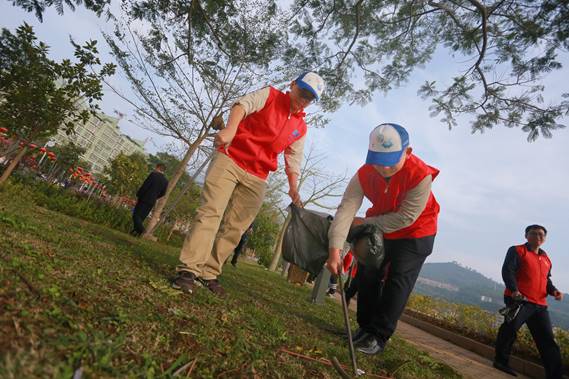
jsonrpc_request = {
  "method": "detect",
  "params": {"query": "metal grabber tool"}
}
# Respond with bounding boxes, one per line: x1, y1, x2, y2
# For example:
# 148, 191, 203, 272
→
331, 273, 365, 378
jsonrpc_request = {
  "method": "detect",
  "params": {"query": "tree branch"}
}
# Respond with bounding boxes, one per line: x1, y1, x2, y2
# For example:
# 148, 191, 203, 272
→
336, 0, 364, 71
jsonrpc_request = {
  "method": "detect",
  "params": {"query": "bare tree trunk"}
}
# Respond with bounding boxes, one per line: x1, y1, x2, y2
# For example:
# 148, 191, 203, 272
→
269, 211, 292, 271
167, 222, 176, 241
143, 137, 205, 238
0, 140, 22, 160
0, 146, 28, 187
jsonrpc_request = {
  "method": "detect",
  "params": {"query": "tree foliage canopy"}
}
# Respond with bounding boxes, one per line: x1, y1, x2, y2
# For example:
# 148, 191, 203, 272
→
50, 141, 89, 170
285, 0, 569, 140
103, 152, 148, 197
126, 0, 284, 68
9, 0, 111, 22
0, 23, 115, 144
9, 0, 568, 140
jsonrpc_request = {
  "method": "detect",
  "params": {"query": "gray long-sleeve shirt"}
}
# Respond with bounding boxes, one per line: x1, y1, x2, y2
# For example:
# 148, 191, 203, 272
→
328, 173, 432, 249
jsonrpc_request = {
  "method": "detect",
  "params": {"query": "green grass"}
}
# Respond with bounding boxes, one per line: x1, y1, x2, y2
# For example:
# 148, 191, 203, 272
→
0, 182, 461, 378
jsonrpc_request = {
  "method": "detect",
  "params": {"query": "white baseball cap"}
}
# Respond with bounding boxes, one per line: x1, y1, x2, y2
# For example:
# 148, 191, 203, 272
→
295, 71, 325, 101
366, 123, 410, 166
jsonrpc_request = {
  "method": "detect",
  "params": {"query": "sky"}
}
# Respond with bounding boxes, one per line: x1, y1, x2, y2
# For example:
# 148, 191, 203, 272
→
2, 3, 568, 290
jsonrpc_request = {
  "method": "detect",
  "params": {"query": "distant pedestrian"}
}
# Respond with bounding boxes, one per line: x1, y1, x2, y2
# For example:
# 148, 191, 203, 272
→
131, 163, 168, 237
230, 222, 255, 267
493, 224, 563, 378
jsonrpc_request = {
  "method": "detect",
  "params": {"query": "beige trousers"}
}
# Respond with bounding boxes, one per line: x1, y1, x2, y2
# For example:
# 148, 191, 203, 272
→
177, 153, 266, 280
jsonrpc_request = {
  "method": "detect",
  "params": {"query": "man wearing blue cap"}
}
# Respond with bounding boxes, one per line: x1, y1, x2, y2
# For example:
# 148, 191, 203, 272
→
172, 72, 325, 296
326, 123, 440, 354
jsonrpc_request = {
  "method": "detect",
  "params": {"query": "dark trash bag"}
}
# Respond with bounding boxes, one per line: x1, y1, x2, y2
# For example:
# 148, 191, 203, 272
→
347, 223, 385, 270
282, 204, 333, 277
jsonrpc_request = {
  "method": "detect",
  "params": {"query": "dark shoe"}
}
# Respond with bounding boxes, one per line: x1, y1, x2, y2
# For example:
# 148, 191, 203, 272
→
171, 271, 197, 293
355, 333, 385, 355
231, 261, 237, 268
198, 278, 226, 296
326, 288, 336, 297
350, 328, 367, 344
493, 361, 517, 376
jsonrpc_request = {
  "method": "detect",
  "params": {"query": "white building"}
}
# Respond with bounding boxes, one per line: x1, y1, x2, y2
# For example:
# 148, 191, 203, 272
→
52, 112, 145, 173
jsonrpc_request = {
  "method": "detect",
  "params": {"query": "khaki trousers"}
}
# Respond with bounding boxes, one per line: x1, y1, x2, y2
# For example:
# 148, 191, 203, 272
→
177, 153, 266, 280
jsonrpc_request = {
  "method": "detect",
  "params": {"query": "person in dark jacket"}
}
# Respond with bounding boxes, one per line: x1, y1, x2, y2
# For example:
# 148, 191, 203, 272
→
493, 224, 564, 378
131, 163, 169, 236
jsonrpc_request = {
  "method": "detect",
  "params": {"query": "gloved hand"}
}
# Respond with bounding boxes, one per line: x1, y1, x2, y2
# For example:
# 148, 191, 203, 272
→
347, 224, 384, 269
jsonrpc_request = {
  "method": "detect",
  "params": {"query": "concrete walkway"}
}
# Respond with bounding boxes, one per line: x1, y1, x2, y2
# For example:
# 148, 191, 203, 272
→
394, 320, 529, 379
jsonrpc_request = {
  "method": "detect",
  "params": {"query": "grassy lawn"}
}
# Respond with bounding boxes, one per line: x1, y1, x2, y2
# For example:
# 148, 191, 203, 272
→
0, 183, 461, 378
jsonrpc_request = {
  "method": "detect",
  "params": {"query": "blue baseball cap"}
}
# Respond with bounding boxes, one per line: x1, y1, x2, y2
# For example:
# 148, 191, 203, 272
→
366, 123, 410, 166
295, 71, 325, 101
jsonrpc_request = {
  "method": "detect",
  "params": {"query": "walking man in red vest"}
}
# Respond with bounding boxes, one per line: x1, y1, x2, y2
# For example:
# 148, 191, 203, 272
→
172, 72, 325, 296
493, 225, 563, 378
326, 123, 440, 354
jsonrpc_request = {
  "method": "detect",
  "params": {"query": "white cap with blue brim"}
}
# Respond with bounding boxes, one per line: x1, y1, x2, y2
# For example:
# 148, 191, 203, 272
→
295, 71, 325, 101
366, 123, 410, 167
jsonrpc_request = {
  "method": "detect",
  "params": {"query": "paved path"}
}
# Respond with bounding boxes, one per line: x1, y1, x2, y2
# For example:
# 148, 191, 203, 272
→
394, 320, 529, 379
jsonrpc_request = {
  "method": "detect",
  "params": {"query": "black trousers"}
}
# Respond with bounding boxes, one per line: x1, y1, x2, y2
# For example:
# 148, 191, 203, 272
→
230, 234, 250, 265
357, 235, 435, 342
495, 298, 563, 379
132, 201, 154, 236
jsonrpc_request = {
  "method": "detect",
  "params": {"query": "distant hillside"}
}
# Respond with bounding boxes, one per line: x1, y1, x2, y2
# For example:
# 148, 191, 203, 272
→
413, 262, 569, 329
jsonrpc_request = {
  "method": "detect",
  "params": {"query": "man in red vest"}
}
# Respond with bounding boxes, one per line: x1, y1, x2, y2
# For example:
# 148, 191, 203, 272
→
493, 225, 563, 378
172, 72, 325, 296
326, 123, 440, 354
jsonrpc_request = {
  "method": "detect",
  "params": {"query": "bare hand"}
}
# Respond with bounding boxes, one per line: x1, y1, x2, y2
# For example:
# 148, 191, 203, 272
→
512, 290, 523, 300
325, 249, 342, 276
214, 128, 236, 149
554, 291, 564, 301
288, 187, 302, 207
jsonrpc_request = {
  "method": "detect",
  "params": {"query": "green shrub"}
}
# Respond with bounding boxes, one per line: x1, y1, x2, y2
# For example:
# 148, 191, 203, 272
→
5, 178, 132, 233
407, 294, 569, 368
30, 183, 132, 233
4, 177, 190, 249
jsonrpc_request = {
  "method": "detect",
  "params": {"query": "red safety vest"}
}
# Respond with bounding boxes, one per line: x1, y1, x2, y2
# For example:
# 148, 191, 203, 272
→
221, 87, 307, 180
504, 244, 552, 306
357, 154, 440, 240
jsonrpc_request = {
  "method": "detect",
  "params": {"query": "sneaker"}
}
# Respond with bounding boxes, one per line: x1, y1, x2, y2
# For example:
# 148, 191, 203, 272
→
493, 361, 517, 376
355, 333, 385, 355
350, 328, 367, 344
198, 278, 226, 296
326, 288, 336, 297
171, 271, 197, 293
